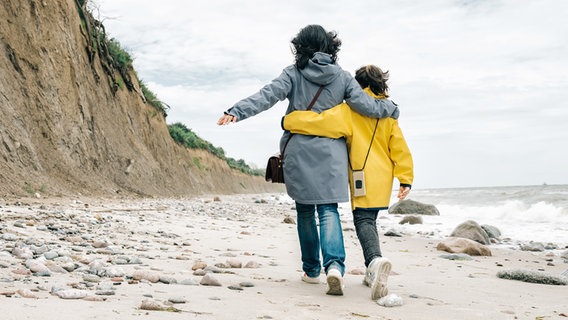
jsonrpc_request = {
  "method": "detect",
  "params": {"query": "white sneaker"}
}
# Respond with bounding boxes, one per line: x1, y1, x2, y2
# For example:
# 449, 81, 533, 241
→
363, 259, 376, 287
301, 273, 320, 284
368, 257, 392, 300
326, 268, 344, 296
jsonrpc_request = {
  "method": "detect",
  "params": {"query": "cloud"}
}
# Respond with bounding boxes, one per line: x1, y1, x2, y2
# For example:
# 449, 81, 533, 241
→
97, 0, 568, 188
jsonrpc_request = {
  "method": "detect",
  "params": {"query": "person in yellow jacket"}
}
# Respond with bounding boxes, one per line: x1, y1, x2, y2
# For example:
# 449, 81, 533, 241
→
283, 64, 414, 301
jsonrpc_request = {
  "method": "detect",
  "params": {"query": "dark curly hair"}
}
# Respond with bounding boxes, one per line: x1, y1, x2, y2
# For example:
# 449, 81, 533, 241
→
291, 25, 342, 69
355, 65, 389, 97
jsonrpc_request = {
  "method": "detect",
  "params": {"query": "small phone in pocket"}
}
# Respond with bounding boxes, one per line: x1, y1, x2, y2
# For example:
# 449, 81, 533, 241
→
352, 170, 366, 197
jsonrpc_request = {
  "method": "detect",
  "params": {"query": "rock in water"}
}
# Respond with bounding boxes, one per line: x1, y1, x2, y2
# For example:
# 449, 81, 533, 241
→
388, 199, 439, 215
450, 220, 491, 245
481, 224, 501, 239
399, 215, 423, 225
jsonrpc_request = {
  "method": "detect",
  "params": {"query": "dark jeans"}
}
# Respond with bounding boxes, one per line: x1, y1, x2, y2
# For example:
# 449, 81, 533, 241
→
353, 208, 382, 267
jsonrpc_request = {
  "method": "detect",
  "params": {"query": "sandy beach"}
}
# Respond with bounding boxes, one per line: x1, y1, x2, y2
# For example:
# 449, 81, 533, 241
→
1, 193, 566, 320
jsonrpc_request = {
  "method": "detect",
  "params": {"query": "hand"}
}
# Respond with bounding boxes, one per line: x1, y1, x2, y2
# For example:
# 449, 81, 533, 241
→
397, 186, 410, 201
217, 113, 236, 125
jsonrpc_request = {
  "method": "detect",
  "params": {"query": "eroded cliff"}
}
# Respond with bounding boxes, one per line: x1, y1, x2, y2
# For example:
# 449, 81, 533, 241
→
0, 0, 281, 198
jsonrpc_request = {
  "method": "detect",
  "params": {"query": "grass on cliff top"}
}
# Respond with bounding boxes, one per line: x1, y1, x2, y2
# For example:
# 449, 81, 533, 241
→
108, 40, 258, 176
80, 1, 260, 177
168, 122, 263, 176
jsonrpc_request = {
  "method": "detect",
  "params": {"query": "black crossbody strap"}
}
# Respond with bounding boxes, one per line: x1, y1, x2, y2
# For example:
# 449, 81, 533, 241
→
349, 118, 379, 171
281, 86, 324, 156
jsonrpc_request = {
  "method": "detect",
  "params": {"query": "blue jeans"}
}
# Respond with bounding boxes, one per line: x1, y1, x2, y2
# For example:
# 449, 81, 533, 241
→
352, 208, 382, 267
295, 202, 345, 277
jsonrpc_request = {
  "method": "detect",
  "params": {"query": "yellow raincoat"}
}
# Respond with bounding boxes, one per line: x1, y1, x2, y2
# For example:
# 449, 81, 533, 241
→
283, 88, 413, 210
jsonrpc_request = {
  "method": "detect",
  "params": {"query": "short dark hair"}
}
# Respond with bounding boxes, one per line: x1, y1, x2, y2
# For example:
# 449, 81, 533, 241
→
291, 25, 342, 69
355, 65, 389, 97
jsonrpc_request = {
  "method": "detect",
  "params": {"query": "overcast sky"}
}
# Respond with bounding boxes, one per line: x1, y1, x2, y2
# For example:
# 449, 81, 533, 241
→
96, 0, 568, 189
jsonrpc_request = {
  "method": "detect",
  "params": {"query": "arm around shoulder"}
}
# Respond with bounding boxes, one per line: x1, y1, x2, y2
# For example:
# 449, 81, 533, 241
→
344, 76, 400, 119
283, 104, 352, 139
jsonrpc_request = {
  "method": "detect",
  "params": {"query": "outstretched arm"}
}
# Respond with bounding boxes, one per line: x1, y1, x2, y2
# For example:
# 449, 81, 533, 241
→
217, 70, 291, 125
217, 113, 236, 125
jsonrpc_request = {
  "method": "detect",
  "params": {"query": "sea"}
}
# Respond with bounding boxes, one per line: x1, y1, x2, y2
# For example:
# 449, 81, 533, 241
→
279, 184, 568, 248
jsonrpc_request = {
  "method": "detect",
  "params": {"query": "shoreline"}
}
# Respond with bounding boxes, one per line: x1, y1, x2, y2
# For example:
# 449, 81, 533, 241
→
1, 193, 566, 319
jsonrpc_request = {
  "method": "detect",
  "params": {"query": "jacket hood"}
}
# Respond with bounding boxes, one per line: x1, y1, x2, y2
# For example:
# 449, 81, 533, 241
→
363, 87, 387, 99
299, 52, 342, 85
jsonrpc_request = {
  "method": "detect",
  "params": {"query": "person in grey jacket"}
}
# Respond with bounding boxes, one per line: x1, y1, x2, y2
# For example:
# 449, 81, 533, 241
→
217, 24, 399, 296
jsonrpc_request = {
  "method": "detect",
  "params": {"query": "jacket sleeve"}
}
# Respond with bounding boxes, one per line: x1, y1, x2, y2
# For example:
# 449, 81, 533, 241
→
344, 74, 400, 119
225, 70, 291, 121
282, 104, 353, 139
389, 120, 414, 186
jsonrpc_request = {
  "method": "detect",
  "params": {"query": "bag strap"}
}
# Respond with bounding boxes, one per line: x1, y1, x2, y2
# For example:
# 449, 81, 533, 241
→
349, 118, 379, 171
281, 86, 324, 156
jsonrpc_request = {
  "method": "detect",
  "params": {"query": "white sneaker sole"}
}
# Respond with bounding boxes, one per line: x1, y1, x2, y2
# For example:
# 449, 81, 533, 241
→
326, 270, 344, 296
370, 258, 391, 300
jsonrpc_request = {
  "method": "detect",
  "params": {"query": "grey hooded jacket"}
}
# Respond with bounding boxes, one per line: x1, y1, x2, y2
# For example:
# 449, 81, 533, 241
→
226, 52, 399, 204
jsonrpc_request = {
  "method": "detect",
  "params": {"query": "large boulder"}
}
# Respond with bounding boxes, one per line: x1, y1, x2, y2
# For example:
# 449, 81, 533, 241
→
436, 237, 492, 256
388, 199, 440, 215
450, 220, 491, 245
480, 224, 501, 240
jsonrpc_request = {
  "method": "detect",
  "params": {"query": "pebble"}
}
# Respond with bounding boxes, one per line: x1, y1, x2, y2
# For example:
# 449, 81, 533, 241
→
384, 229, 403, 237
226, 259, 242, 268
12, 268, 32, 276
140, 299, 166, 311
43, 251, 59, 260
83, 274, 101, 282
228, 285, 243, 291
14, 222, 26, 228
168, 296, 187, 304
192, 261, 207, 270
193, 269, 207, 276
54, 289, 89, 299
159, 276, 177, 284
1, 290, 16, 297
2, 234, 17, 241
46, 261, 68, 273
377, 294, 404, 307
95, 290, 115, 296
104, 267, 126, 277
204, 265, 222, 273
17, 288, 38, 298
132, 270, 160, 283
283, 216, 296, 224
83, 296, 107, 302
200, 274, 222, 286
